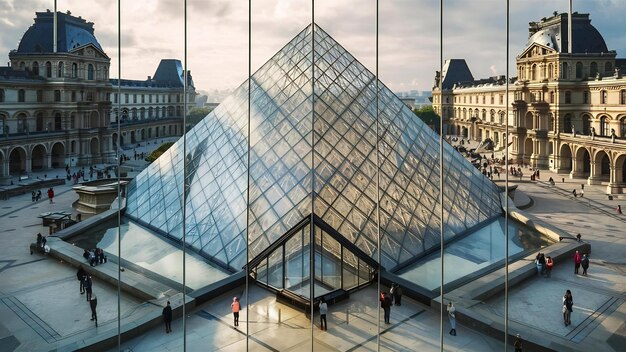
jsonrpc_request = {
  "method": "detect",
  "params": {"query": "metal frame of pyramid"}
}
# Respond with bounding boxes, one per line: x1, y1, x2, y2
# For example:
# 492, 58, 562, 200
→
125, 24, 502, 273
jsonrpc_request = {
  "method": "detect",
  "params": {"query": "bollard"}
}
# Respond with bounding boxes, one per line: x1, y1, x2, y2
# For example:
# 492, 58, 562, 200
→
346, 309, 349, 325
278, 308, 281, 324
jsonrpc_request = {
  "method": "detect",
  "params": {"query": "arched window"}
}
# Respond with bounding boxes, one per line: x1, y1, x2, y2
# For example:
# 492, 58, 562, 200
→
499, 111, 505, 124
620, 117, 626, 137
563, 114, 572, 132
490, 110, 495, 122
576, 62, 583, 78
482, 109, 487, 121
18, 89, 25, 102
590, 62, 598, 77
583, 91, 589, 104
600, 116, 610, 136
565, 91, 572, 104
57, 62, 64, 77
561, 62, 568, 79
45, 61, 52, 78
621, 90, 626, 105
531, 64, 537, 80
605, 62, 613, 75
32, 61, 39, 75
0, 89, 4, 102
72, 63, 77, 78
601, 90, 608, 104
547, 63, 553, 79
550, 91, 555, 103
87, 64, 94, 80
54, 90, 61, 102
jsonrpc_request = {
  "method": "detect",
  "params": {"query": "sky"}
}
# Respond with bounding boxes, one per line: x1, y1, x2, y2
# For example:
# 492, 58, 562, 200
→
1, 0, 626, 94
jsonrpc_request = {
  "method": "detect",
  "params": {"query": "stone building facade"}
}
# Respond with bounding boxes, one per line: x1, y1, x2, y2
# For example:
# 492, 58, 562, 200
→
433, 12, 626, 194
0, 10, 194, 182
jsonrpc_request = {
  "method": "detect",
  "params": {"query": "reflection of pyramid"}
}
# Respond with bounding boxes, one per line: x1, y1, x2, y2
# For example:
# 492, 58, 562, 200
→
125, 24, 502, 273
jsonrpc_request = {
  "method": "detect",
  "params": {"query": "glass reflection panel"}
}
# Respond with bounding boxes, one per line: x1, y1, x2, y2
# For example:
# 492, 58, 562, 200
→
268, 248, 283, 289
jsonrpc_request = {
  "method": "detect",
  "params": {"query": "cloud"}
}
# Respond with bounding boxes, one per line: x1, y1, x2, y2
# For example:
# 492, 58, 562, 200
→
3, 0, 626, 93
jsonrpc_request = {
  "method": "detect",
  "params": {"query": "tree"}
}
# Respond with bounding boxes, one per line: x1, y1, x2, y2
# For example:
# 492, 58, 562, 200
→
186, 107, 213, 127
412, 106, 440, 133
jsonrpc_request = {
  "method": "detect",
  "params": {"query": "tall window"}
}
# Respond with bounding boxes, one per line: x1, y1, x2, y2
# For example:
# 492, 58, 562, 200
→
562, 62, 568, 79
621, 90, 626, 104
37, 90, 43, 102
601, 90, 608, 104
549, 91, 555, 103
45, 61, 52, 78
88, 64, 94, 80
565, 91, 571, 104
72, 63, 78, 78
18, 89, 25, 102
125, 94, 129, 103
54, 90, 61, 102
600, 116, 610, 136
621, 117, 626, 137
605, 62, 613, 75
576, 62, 583, 78
547, 63, 553, 79
58, 62, 64, 77
590, 62, 598, 77
583, 91, 589, 104
114, 93, 118, 103
531, 64, 537, 80
563, 114, 572, 132
0, 89, 4, 102
32, 61, 39, 75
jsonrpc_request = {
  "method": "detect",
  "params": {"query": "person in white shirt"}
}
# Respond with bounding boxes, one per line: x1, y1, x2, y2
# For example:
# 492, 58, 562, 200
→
319, 298, 328, 330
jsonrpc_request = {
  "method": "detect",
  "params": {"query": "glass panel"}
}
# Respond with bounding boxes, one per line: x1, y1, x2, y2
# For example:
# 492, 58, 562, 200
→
342, 250, 359, 290
321, 230, 341, 289
267, 247, 284, 289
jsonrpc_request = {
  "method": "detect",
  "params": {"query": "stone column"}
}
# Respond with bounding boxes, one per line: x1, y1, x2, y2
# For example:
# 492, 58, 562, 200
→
587, 161, 602, 185
606, 163, 625, 194
45, 152, 52, 170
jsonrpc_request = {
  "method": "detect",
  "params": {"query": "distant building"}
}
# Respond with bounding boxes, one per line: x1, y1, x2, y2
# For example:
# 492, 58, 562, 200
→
433, 12, 626, 194
0, 10, 194, 182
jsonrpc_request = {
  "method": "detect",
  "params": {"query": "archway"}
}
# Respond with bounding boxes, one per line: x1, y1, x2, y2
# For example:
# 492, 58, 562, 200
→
593, 150, 610, 180
575, 147, 591, 177
559, 144, 573, 173
31, 144, 47, 171
141, 129, 145, 140
51, 142, 65, 168
130, 131, 136, 144
581, 114, 591, 135
9, 147, 26, 175
615, 154, 626, 185
524, 138, 533, 164
90, 137, 100, 156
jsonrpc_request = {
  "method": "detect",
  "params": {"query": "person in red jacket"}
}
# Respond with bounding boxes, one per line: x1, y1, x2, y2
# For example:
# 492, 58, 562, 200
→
47, 187, 54, 204
545, 256, 554, 278
573, 250, 581, 275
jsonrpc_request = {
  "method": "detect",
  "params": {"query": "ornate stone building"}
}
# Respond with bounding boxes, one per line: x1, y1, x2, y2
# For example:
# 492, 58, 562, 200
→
0, 10, 194, 182
433, 12, 626, 194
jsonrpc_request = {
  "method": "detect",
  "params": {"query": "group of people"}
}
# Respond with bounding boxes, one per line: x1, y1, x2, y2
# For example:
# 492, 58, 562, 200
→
573, 250, 590, 276
534, 252, 554, 277
380, 283, 404, 324
30, 190, 42, 202
83, 248, 107, 266
31, 233, 49, 254
76, 267, 98, 327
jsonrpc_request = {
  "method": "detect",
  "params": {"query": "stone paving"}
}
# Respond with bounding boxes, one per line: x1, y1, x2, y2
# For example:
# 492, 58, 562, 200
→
0, 135, 624, 351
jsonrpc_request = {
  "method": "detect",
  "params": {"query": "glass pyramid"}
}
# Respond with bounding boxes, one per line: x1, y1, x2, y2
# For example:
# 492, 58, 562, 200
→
125, 24, 502, 272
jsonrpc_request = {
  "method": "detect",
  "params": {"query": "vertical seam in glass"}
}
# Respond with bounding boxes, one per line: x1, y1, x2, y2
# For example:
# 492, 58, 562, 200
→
246, 0, 251, 349
183, 0, 188, 349
310, 3, 316, 348
375, 0, 381, 350
439, 1, 444, 351
504, 0, 510, 350
116, 0, 122, 348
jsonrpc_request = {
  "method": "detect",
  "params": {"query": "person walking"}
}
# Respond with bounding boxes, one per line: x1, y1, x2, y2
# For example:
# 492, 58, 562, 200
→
231, 297, 240, 327
393, 284, 403, 306
573, 250, 582, 274
380, 291, 392, 324
47, 187, 54, 204
545, 256, 554, 278
581, 254, 590, 276
447, 302, 457, 335
319, 298, 328, 330
535, 253, 543, 276
563, 290, 573, 326
617, 205, 622, 214
514, 334, 523, 352
84, 275, 93, 301
89, 293, 98, 327
162, 301, 172, 333
77, 266, 86, 294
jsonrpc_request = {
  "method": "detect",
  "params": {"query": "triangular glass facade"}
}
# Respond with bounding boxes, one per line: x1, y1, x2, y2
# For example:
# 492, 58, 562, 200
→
125, 24, 502, 273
